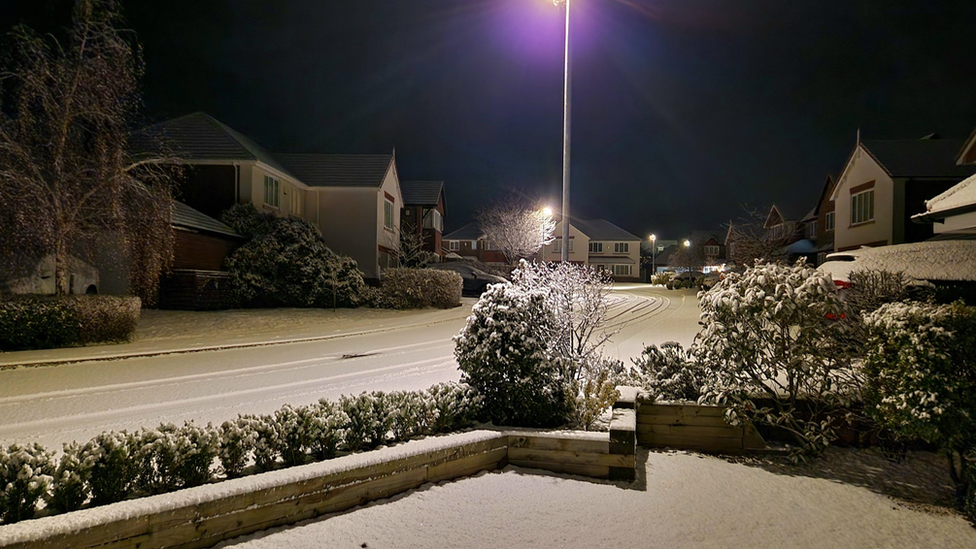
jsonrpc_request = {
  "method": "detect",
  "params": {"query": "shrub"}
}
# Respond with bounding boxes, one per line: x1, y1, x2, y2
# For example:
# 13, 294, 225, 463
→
48, 442, 90, 513
846, 269, 917, 314
629, 342, 706, 402
568, 359, 621, 431
695, 260, 856, 457
377, 268, 462, 309
275, 405, 318, 467
82, 431, 137, 506
388, 391, 437, 440
863, 301, 976, 518
340, 392, 394, 451
455, 283, 567, 427
222, 203, 367, 309
243, 415, 280, 472
310, 400, 348, 460
427, 382, 481, 433
0, 443, 54, 524
0, 295, 140, 351
218, 417, 256, 478
133, 423, 217, 494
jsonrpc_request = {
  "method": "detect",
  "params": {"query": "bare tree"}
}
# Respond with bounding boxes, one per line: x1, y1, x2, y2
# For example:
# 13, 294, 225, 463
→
477, 195, 555, 265
724, 205, 793, 266
0, 0, 178, 304
392, 222, 437, 268
667, 244, 704, 273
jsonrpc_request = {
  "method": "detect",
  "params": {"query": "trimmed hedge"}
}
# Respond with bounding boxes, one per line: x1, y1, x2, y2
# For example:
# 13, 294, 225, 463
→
0, 295, 141, 351
0, 382, 482, 525
378, 268, 462, 309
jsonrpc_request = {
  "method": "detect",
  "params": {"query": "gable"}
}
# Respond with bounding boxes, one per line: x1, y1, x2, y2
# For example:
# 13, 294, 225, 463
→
831, 144, 889, 202
763, 205, 785, 229
959, 127, 976, 165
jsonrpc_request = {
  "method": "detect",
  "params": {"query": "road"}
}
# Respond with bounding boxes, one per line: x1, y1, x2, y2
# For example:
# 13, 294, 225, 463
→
0, 285, 700, 450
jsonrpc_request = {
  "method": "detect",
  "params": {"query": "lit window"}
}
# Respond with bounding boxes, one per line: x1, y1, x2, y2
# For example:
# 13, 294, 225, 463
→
589, 242, 603, 253
851, 190, 874, 225
614, 242, 629, 253
384, 199, 394, 230
264, 176, 280, 208
825, 211, 835, 231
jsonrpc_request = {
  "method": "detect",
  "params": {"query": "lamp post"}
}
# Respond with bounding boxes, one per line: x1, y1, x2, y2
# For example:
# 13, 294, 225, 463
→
554, 0, 572, 262
649, 234, 656, 280
683, 239, 691, 273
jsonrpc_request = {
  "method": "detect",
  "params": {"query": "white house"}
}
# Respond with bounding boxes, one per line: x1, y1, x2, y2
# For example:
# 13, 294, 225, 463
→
830, 135, 976, 251
542, 218, 642, 281
912, 129, 976, 236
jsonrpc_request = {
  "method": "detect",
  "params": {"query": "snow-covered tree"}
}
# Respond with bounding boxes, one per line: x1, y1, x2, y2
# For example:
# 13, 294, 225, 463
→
695, 260, 856, 456
0, 443, 54, 523
0, 0, 179, 303
476, 195, 555, 265
628, 342, 708, 402
863, 301, 976, 517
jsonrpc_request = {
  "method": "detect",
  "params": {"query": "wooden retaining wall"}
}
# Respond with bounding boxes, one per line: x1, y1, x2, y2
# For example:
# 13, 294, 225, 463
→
636, 395, 766, 453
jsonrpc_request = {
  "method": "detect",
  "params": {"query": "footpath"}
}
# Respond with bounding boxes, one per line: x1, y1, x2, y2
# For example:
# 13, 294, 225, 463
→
0, 301, 475, 368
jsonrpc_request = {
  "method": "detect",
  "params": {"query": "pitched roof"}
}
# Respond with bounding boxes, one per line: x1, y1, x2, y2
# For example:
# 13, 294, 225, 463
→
443, 222, 483, 241
134, 112, 297, 179
957, 126, 976, 165
275, 154, 394, 188
571, 218, 640, 242
401, 181, 444, 206
171, 201, 241, 238
861, 139, 976, 178
913, 172, 976, 222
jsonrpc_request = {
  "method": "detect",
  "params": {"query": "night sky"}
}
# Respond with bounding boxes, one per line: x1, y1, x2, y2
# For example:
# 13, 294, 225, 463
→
2, 0, 974, 240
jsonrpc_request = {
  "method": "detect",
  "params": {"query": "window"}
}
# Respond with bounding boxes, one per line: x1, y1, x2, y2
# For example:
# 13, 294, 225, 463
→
614, 242, 629, 253
612, 265, 631, 276
290, 187, 303, 216
851, 190, 874, 225
384, 199, 394, 230
449, 241, 460, 251
704, 245, 719, 257
555, 239, 574, 253
825, 211, 835, 231
423, 209, 444, 232
589, 242, 603, 253
263, 176, 279, 208
806, 221, 817, 239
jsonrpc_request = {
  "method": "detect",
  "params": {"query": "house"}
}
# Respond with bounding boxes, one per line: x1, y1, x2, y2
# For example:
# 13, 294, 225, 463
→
830, 134, 976, 251
812, 175, 839, 264
912, 130, 976, 237
541, 218, 642, 281
442, 223, 507, 265
400, 181, 447, 257
138, 113, 405, 281
669, 230, 726, 273
275, 153, 403, 280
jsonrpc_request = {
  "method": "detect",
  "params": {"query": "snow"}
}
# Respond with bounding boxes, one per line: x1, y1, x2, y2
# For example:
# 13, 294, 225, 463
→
819, 240, 976, 282
0, 431, 503, 546
920, 172, 976, 216
216, 448, 976, 549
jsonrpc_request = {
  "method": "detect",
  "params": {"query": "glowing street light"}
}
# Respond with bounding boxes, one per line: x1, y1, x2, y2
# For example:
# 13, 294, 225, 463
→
543, 206, 553, 217
554, 0, 572, 262
649, 234, 657, 279
683, 239, 692, 273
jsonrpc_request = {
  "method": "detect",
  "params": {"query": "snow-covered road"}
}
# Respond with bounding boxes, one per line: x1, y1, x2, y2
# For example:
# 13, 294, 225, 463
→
0, 285, 700, 449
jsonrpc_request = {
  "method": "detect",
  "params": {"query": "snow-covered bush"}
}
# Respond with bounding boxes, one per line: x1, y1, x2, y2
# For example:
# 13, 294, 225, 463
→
275, 405, 318, 467
81, 431, 137, 506
455, 282, 567, 427
310, 400, 348, 460
0, 443, 54, 523
846, 269, 915, 315
243, 415, 280, 472
376, 268, 463, 310
863, 301, 976, 517
340, 392, 394, 451
628, 342, 707, 402
0, 295, 140, 351
222, 204, 367, 308
388, 391, 437, 440
218, 417, 256, 478
695, 260, 856, 456
133, 422, 218, 494
427, 382, 481, 433
568, 359, 621, 431
48, 442, 89, 513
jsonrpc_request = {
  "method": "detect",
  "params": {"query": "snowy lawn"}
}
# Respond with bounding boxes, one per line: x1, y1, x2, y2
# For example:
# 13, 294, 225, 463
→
218, 447, 976, 549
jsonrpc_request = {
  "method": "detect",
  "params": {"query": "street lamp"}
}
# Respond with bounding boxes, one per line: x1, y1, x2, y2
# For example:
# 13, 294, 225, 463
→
683, 239, 691, 273
649, 234, 656, 279
554, 0, 572, 262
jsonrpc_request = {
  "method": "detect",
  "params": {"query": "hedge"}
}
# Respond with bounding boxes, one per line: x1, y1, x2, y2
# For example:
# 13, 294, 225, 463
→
0, 382, 482, 524
0, 295, 141, 351
378, 268, 463, 309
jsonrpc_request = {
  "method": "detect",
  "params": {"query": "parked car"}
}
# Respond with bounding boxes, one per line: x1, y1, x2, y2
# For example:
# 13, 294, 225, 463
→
427, 262, 508, 297
699, 272, 722, 290
666, 271, 704, 290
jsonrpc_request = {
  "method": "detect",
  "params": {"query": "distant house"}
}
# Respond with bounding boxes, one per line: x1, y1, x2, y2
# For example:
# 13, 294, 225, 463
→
830, 135, 976, 251
137, 113, 405, 281
541, 218, 642, 281
812, 175, 839, 264
442, 223, 507, 265
400, 181, 447, 257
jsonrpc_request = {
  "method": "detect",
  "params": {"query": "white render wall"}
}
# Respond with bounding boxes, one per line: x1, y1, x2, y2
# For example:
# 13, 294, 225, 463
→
542, 221, 589, 263
833, 146, 894, 251
934, 210, 976, 234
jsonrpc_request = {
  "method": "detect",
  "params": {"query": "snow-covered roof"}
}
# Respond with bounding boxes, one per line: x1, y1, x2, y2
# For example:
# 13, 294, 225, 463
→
913, 172, 976, 221
818, 240, 976, 282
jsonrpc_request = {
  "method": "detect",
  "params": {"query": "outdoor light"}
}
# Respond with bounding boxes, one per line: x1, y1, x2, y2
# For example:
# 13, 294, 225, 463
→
683, 239, 691, 247
649, 234, 657, 279
543, 207, 553, 217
